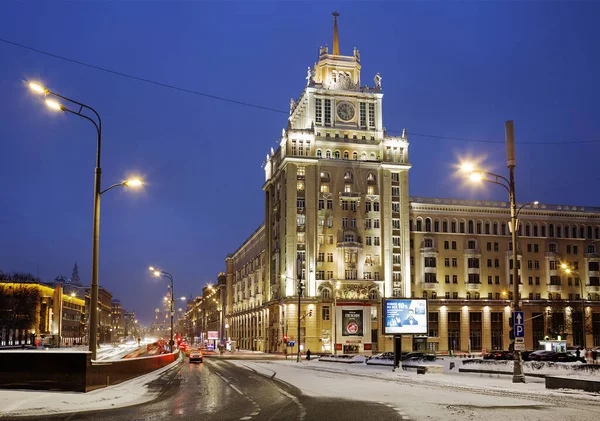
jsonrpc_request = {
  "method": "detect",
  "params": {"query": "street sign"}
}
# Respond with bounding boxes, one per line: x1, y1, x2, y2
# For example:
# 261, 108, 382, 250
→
514, 343, 526, 351
515, 338, 524, 343
513, 311, 524, 338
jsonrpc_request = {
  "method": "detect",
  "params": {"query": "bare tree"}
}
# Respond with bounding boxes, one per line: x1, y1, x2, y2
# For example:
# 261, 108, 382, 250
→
0, 284, 41, 331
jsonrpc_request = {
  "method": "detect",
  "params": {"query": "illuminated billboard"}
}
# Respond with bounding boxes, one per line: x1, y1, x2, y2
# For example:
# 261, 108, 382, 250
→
341, 309, 364, 336
382, 299, 428, 335
207, 331, 219, 340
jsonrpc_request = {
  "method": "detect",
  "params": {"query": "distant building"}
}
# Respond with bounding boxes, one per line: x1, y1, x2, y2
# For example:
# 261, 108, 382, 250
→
111, 299, 125, 341
0, 280, 85, 347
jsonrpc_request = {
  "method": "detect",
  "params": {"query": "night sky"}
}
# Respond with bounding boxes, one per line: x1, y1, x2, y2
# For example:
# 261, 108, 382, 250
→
1, 1, 599, 324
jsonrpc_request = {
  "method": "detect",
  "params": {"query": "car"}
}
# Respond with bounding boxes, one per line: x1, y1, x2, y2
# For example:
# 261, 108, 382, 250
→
483, 350, 513, 360
189, 351, 203, 363
402, 352, 438, 362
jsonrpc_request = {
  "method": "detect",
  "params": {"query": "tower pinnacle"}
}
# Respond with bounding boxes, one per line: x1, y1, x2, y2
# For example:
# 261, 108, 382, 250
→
332, 11, 340, 55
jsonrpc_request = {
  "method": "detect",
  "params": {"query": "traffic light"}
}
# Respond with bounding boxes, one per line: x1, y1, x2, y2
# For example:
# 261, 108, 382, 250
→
283, 335, 288, 342
309, 309, 313, 317
509, 314, 515, 340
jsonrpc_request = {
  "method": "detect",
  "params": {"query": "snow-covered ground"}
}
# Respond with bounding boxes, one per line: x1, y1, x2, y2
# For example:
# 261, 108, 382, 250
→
0, 343, 141, 361
232, 359, 600, 421
0, 358, 182, 417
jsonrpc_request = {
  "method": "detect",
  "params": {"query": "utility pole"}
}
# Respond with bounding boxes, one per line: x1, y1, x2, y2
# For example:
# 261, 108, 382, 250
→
506, 120, 525, 383
297, 257, 303, 363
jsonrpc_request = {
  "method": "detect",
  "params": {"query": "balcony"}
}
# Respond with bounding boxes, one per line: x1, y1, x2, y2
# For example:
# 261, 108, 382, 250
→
547, 283, 562, 293
464, 248, 481, 256
424, 266, 437, 273
585, 252, 600, 259
423, 282, 438, 290
545, 251, 561, 259
467, 267, 480, 275
420, 247, 438, 254
465, 282, 481, 291
339, 191, 362, 199
337, 241, 363, 249
585, 284, 600, 293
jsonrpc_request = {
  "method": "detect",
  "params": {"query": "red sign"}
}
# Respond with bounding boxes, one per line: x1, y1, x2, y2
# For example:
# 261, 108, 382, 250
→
364, 343, 372, 350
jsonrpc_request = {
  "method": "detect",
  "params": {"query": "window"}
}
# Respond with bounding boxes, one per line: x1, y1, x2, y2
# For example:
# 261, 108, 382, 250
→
368, 103, 375, 128
318, 252, 324, 262
297, 198, 305, 209
359, 102, 366, 127
365, 236, 372, 246
318, 199, 324, 210
324, 99, 331, 124
322, 306, 330, 321
468, 240, 477, 249
534, 244, 539, 253
453, 275, 458, 284
327, 253, 333, 262
488, 276, 493, 284
495, 276, 500, 284
452, 241, 457, 250
428, 312, 439, 337
487, 259, 492, 268
452, 258, 458, 268
374, 237, 380, 246
487, 242, 492, 251
374, 219, 380, 229
444, 258, 450, 267
424, 238, 433, 248
327, 200, 333, 210
445, 275, 450, 284
424, 273, 437, 283
424, 257, 436, 267
444, 241, 449, 250
494, 242, 499, 252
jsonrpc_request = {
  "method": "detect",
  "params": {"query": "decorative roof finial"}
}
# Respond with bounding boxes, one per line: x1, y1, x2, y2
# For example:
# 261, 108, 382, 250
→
332, 11, 340, 55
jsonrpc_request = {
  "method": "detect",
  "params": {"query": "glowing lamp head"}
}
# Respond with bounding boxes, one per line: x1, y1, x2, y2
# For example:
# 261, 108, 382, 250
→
123, 178, 143, 187
29, 82, 48, 94
45, 99, 63, 111
533, 201, 539, 205
561, 263, 568, 269
149, 266, 155, 271
565, 269, 572, 274
460, 163, 475, 173
469, 172, 483, 182
153, 270, 161, 277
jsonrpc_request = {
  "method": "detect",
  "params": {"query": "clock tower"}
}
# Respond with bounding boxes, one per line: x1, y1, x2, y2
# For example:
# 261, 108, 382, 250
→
263, 13, 411, 354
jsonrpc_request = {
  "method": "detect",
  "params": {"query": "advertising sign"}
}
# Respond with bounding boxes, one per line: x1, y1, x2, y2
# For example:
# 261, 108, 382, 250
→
382, 299, 428, 335
342, 309, 364, 336
207, 331, 219, 340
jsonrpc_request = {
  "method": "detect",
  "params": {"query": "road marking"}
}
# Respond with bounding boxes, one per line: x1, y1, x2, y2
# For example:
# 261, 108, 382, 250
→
230, 384, 244, 395
402, 416, 410, 420
250, 412, 260, 415
240, 417, 252, 420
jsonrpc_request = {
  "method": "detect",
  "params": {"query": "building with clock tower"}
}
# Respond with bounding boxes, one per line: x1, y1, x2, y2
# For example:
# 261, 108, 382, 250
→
257, 13, 412, 354
194, 14, 600, 357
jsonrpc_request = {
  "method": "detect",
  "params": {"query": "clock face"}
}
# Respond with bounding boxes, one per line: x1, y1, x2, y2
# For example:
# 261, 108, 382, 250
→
336, 101, 355, 122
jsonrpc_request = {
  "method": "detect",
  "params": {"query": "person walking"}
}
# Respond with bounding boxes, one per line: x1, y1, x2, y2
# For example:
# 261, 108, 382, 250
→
593, 349, 598, 365
306, 349, 312, 361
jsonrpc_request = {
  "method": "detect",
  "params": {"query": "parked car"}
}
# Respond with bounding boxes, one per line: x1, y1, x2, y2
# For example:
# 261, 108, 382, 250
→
366, 352, 394, 361
483, 350, 513, 360
402, 352, 439, 362
528, 350, 556, 361
189, 350, 203, 363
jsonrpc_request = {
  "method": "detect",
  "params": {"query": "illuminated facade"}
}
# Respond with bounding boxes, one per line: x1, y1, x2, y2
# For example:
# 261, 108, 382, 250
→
203, 15, 600, 354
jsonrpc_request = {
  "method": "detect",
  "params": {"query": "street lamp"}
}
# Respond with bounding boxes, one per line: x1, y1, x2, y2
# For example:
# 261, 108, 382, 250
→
560, 264, 586, 350
149, 266, 176, 350
29, 81, 143, 360
332, 280, 341, 355
459, 120, 527, 383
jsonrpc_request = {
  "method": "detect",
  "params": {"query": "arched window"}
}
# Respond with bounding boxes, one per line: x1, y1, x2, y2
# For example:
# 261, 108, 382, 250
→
368, 289, 379, 300
425, 218, 432, 232
466, 292, 471, 300
370, 152, 376, 160
352, 151, 358, 160
326, 150, 332, 159
320, 171, 330, 182
321, 288, 331, 299
596, 227, 600, 240
541, 224, 547, 237
556, 225, 562, 238
442, 219, 449, 233
564, 225, 570, 238
533, 223, 539, 237
434, 219, 440, 232
344, 171, 354, 182
588, 226, 593, 239
580, 226, 585, 239
423, 291, 428, 298
343, 151, 349, 160
316, 149, 322, 158
476, 221, 482, 234
572, 226, 578, 238
549, 224, 554, 237
361, 152, 367, 160
367, 173, 376, 182
468, 220, 474, 234
334, 150, 341, 159
409, 218, 414, 231
416, 218, 423, 231
525, 223, 531, 236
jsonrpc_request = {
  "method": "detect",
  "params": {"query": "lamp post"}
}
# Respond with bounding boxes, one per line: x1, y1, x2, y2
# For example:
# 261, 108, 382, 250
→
332, 280, 341, 354
296, 258, 304, 362
560, 264, 586, 350
150, 267, 175, 350
459, 121, 537, 383
28, 82, 142, 360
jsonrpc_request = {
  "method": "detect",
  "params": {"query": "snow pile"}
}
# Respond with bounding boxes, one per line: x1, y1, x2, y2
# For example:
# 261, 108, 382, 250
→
461, 359, 600, 378
0, 357, 182, 417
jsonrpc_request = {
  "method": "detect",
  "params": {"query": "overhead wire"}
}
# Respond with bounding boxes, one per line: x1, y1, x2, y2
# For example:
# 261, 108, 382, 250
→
2, 37, 600, 145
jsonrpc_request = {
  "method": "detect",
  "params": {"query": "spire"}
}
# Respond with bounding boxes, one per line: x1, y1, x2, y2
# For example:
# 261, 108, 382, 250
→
332, 11, 340, 55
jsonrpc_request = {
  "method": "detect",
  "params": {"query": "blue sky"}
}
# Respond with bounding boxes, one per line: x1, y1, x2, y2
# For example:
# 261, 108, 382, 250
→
1, 1, 599, 323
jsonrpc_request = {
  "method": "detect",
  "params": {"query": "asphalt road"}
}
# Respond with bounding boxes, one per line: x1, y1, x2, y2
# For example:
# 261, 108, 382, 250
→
5, 358, 409, 421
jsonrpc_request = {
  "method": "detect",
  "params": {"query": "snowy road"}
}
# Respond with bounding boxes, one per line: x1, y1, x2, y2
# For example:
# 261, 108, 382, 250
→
233, 359, 600, 421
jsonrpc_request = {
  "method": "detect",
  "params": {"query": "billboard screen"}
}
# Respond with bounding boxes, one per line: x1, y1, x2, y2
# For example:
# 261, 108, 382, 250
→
207, 331, 219, 340
341, 309, 364, 336
382, 299, 428, 335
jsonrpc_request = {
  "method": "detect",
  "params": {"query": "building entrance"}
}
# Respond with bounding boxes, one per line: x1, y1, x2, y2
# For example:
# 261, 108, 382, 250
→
343, 344, 360, 354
